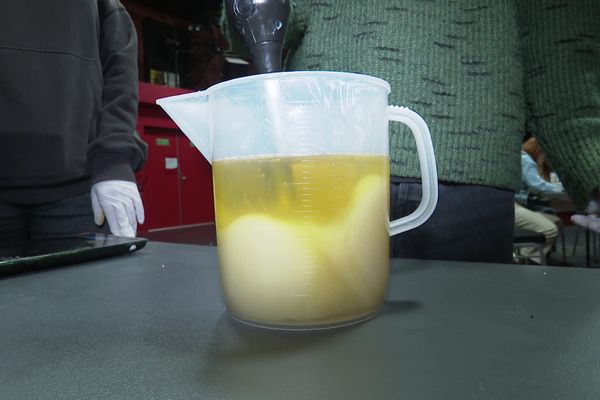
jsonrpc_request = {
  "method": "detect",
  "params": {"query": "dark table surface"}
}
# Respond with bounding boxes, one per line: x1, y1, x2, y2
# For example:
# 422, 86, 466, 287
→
1, 242, 600, 400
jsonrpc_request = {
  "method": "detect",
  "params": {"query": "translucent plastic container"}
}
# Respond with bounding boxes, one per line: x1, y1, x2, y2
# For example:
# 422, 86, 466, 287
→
157, 71, 438, 330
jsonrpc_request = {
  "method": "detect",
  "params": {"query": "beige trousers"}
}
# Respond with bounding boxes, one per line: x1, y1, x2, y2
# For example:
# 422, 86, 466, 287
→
514, 202, 560, 263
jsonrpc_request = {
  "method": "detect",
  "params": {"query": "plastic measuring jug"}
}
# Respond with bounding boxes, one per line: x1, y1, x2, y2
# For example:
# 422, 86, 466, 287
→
157, 71, 438, 330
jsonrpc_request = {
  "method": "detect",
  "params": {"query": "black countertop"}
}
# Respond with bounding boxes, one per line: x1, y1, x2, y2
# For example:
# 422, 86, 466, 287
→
1, 242, 599, 399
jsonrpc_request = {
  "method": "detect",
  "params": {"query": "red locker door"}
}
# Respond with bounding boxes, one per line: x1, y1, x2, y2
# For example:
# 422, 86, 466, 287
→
178, 136, 215, 225
136, 127, 181, 230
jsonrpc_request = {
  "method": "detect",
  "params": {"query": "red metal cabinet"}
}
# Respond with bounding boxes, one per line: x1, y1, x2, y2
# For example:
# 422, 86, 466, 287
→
178, 136, 215, 225
135, 82, 215, 231
136, 127, 180, 230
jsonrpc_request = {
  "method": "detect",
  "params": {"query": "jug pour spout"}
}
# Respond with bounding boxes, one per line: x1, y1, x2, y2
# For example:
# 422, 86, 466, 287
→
156, 91, 212, 163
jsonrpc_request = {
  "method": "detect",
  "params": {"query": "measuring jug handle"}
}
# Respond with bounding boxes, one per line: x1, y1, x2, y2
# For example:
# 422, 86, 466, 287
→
387, 106, 438, 236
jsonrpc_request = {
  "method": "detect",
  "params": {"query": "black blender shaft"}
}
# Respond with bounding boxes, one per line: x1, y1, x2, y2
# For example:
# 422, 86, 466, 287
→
224, 0, 291, 73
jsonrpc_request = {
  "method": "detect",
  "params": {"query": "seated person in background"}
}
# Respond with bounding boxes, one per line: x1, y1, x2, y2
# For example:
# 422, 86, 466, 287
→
0, 1, 147, 242
515, 137, 563, 214
514, 136, 562, 264
514, 202, 559, 264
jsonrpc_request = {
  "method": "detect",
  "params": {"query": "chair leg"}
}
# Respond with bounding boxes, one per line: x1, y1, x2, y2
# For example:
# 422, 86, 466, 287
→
592, 232, 598, 264
586, 229, 590, 267
560, 227, 566, 264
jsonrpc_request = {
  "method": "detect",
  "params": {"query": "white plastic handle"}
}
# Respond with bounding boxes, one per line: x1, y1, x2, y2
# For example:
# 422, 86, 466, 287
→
388, 106, 438, 236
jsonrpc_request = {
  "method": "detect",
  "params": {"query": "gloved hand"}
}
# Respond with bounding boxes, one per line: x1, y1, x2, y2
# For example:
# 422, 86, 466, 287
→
91, 180, 145, 237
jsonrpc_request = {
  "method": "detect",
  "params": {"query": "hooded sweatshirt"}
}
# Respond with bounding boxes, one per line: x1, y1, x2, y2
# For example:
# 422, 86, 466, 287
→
0, 0, 147, 204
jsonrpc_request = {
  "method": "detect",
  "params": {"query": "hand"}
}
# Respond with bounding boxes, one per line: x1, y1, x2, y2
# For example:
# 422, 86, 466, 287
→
91, 180, 145, 237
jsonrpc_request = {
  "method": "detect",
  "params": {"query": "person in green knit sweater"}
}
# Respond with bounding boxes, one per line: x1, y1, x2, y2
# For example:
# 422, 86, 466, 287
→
222, 0, 600, 263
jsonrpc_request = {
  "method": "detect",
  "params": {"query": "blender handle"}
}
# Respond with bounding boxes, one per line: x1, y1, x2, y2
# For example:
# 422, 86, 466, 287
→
387, 106, 439, 236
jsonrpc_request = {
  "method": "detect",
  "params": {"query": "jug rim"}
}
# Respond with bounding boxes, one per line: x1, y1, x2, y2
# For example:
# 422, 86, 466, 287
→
206, 71, 391, 93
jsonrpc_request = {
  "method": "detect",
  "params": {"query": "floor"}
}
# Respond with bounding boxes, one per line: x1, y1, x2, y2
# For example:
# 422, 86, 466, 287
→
555, 224, 600, 268
141, 223, 600, 268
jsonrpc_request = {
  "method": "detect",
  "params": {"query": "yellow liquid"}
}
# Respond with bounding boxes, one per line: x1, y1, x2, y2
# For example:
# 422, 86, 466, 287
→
213, 154, 390, 328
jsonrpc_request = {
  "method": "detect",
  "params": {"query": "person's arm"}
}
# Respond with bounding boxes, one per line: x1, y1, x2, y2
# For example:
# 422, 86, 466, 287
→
89, 1, 147, 184
521, 153, 562, 194
518, 0, 600, 210
90, 1, 147, 237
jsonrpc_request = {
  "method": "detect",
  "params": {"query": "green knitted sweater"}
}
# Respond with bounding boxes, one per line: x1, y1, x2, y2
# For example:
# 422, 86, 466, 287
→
223, 0, 600, 209
517, 1, 600, 209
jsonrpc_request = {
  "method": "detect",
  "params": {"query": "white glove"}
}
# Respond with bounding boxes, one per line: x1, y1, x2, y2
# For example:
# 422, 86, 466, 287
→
91, 180, 145, 237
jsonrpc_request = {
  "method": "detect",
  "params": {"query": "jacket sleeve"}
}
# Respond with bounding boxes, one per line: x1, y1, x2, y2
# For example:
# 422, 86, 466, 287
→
518, 0, 600, 210
88, 1, 147, 184
521, 153, 562, 194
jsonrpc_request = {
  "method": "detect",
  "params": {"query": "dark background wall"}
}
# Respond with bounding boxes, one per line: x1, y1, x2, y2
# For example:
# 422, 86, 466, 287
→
122, 0, 246, 90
